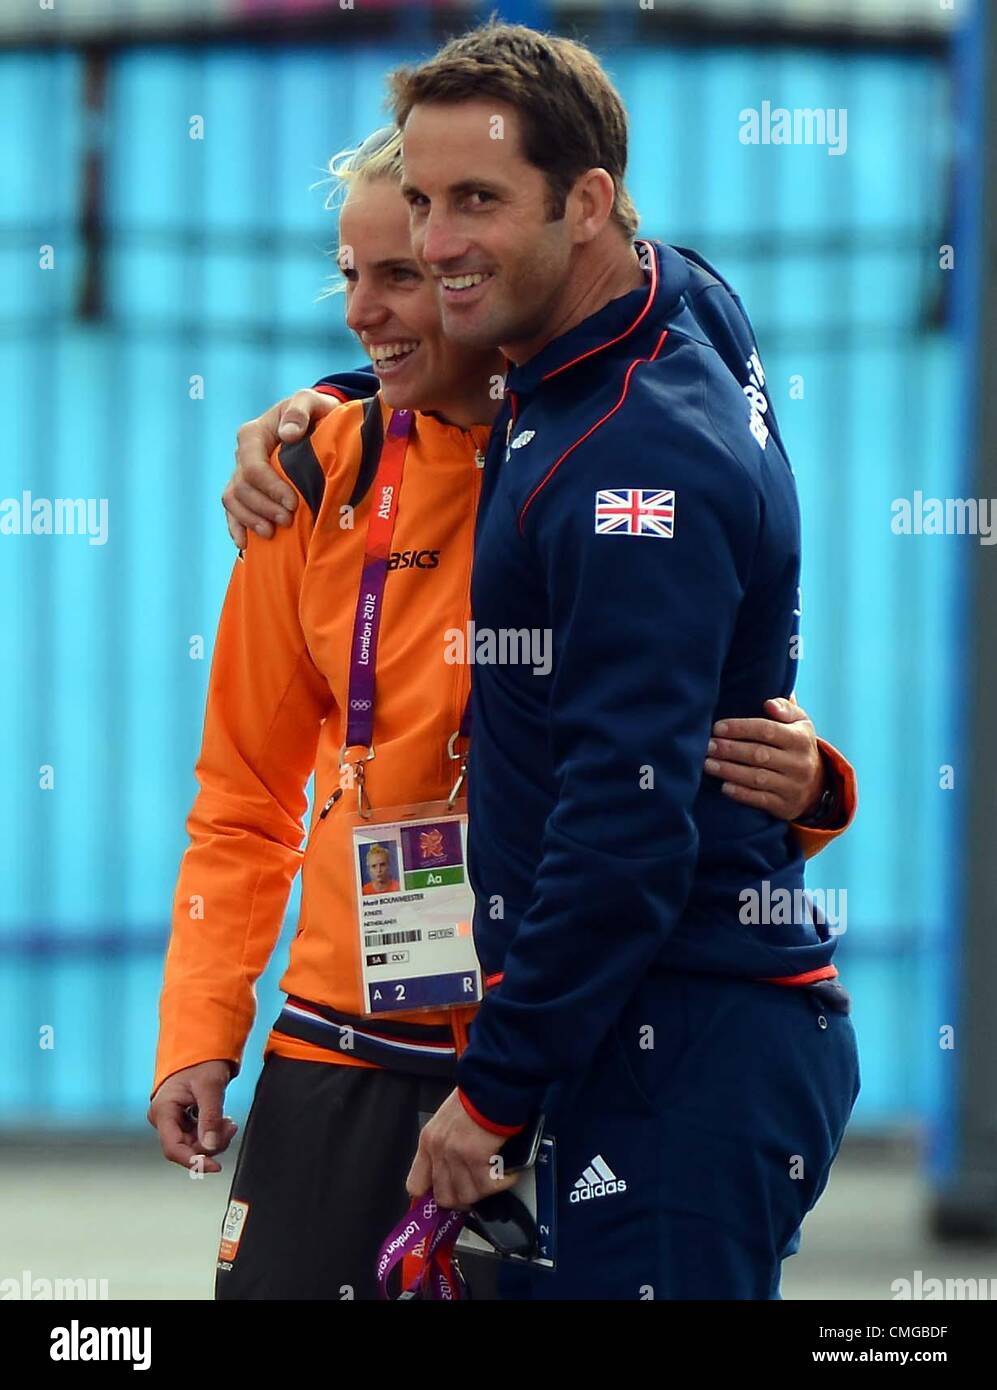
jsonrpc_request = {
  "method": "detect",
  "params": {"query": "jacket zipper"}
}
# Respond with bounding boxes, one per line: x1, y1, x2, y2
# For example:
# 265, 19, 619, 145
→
448, 437, 485, 789
306, 785, 342, 851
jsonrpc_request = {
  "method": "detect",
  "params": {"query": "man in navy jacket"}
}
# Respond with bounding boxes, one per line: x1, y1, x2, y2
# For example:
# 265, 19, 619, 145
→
394, 23, 859, 1299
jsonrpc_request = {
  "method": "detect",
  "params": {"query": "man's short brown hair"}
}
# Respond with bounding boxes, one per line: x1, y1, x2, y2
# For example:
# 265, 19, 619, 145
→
389, 20, 639, 239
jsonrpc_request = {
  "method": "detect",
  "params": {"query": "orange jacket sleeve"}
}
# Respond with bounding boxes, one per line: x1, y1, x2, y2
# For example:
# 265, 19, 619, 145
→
793, 737, 858, 862
152, 451, 334, 1097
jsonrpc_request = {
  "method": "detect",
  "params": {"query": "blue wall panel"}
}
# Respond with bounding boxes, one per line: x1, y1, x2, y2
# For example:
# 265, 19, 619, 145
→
0, 40, 962, 1129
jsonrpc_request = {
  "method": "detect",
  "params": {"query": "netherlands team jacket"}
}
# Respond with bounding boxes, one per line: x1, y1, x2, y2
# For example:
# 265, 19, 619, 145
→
153, 401, 492, 1094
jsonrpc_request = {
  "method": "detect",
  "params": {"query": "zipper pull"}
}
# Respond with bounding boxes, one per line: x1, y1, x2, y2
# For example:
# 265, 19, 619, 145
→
319, 789, 343, 819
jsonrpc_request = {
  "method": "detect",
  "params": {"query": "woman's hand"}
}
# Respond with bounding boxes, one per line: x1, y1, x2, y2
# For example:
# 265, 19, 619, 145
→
147, 1059, 239, 1174
703, 697, 824, 821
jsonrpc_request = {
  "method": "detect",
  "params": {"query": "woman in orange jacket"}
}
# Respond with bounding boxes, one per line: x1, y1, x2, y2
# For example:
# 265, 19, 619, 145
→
148, 127, 856, 1300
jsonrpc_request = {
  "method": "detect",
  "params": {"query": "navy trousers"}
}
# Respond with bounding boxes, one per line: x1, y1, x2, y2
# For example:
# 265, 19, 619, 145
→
496, 971, 860, 1300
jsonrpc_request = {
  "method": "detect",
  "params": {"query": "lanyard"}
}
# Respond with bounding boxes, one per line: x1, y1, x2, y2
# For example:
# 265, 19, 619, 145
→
342, 405, 471, 816
344, 407, 412, 751
376, 1193, 468, 1300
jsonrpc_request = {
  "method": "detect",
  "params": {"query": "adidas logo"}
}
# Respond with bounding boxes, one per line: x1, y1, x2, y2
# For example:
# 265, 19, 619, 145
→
569, 1154, 627, 1204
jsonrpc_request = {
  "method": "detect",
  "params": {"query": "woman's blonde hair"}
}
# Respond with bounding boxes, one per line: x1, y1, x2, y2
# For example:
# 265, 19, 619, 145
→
320, 126, 404, 299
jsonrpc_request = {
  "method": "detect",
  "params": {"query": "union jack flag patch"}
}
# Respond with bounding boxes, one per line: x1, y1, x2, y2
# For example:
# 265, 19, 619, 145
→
594, 488, 675, 538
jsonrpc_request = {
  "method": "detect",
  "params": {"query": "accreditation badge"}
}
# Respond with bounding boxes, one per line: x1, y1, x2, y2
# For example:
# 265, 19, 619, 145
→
454, 1135, 557, 1270
348, 799, 482, 1016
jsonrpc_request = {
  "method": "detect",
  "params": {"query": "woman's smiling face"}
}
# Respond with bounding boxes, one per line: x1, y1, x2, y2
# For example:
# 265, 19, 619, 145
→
339, 176, 494, 415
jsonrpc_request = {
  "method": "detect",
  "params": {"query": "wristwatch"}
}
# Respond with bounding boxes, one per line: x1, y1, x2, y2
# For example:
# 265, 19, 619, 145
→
796, 754, 842, 828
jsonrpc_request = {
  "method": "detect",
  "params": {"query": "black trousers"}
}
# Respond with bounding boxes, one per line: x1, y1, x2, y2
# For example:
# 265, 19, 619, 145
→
214, 1054, 496, 1300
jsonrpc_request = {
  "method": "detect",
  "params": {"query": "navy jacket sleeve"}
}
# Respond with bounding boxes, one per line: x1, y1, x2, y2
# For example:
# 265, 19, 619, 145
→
313, 365, 378, 400
456, 397, 761, 1129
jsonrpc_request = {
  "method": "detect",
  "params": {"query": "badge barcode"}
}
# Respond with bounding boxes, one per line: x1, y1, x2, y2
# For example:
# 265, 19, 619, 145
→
364, 929, 422, 947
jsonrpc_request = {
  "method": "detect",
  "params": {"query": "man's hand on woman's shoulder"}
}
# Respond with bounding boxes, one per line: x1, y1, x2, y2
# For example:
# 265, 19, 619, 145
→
222, 388, 339, 548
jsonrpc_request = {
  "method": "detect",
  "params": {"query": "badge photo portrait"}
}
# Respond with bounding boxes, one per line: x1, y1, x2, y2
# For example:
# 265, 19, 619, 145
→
359, 839, 402, 897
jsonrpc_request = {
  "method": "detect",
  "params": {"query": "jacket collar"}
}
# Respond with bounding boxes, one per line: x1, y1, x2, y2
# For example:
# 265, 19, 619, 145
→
504, 240, 690, 397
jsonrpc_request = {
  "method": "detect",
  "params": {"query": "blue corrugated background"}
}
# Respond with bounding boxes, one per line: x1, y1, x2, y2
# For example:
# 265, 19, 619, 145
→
0, 36, 964, 1132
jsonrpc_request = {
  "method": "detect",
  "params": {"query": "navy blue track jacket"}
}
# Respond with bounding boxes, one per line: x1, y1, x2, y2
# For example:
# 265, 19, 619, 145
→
316, 241, 838, 1132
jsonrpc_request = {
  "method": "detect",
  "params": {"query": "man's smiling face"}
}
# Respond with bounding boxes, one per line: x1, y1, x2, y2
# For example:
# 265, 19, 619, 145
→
401, 100, 575, 358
